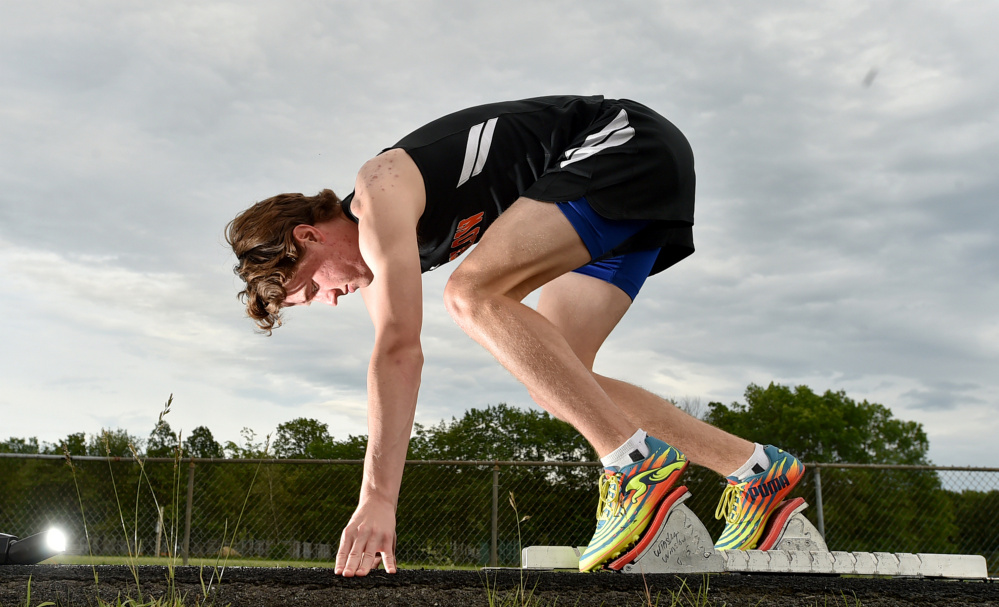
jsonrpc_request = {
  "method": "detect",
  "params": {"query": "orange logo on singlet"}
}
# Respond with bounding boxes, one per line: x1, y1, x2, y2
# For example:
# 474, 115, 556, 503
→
449, 212, 484, 261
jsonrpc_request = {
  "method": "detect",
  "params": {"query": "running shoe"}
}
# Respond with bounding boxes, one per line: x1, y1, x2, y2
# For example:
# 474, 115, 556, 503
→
713, 444, 804, 551
578, 436, 687, 572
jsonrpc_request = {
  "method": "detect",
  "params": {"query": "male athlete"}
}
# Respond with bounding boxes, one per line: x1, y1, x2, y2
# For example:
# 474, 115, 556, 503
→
226, 96, 803, 576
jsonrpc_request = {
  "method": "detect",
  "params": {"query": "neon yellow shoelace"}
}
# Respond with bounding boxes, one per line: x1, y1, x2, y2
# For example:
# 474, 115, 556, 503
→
596, 474, 623, 520
714, 483, 745, 523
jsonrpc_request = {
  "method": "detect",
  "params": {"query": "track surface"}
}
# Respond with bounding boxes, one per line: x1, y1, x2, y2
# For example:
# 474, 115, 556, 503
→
1, 565, 996, 606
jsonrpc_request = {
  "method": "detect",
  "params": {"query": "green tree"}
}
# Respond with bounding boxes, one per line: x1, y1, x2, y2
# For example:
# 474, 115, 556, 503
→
705, 382, 929, 464
223, 427, 270, 458
60, 432, 87, 456
273, 418, 333, 459
87, 428, 142, 457
408, 403, 596, 462
183, 426, 224, 459
950, 490, 999, 574
327, 434, 367, 459
0, 437, 42, 454
147, 421, 179, 458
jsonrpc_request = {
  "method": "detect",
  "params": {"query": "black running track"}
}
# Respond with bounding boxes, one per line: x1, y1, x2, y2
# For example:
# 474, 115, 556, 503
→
1, 565, 996, 606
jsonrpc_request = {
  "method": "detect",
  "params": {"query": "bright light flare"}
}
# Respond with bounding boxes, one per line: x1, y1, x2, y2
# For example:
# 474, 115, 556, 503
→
45, 528, 67, 553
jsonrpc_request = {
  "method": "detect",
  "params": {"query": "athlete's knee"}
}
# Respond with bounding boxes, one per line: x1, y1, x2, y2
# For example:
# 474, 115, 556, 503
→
443, 270, 490, 327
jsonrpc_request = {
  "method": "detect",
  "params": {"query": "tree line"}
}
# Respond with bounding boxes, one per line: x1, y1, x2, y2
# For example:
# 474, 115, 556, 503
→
1, 396, 599, 463
0, 382, 932, 465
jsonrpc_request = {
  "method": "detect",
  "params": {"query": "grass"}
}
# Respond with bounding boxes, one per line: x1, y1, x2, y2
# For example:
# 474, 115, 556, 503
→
20, 576, 55, 607
648, 576, 715, 607
29, 395, 272, 607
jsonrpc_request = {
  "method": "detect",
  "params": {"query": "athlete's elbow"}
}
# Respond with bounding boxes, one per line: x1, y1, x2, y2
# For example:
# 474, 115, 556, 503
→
375, 338, 424, 371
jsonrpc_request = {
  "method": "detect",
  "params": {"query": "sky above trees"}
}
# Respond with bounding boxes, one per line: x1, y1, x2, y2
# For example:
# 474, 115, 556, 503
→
2, 1, 997, 467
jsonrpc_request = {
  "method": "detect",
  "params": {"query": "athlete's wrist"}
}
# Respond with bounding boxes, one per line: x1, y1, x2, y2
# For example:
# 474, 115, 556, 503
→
357, 486, 399, 510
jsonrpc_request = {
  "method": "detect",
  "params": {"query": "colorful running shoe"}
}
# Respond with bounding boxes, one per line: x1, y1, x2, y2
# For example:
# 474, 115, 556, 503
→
713, 444, 804, 551
578, 436, 687, 572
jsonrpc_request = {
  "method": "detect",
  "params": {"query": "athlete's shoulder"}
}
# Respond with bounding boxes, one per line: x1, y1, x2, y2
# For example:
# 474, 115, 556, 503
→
351, 149, 425, 221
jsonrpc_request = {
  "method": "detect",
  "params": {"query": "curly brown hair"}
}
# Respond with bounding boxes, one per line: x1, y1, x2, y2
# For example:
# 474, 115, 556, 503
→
225, 189, 343, 334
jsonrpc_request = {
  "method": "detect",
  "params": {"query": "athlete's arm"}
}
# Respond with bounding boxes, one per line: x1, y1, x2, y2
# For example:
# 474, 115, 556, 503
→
334, 149, 427, 577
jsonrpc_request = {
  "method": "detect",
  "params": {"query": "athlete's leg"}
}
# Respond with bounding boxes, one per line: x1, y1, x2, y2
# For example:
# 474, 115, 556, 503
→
443, 197, 638, 457
535, 271, 754, 476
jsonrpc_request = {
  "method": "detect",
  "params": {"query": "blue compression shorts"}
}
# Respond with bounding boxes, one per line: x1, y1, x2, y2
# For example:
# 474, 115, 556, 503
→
555, 197, 660, 300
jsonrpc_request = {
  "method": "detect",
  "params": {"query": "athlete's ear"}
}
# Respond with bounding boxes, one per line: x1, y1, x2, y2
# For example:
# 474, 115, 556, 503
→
292, 224, 324, 245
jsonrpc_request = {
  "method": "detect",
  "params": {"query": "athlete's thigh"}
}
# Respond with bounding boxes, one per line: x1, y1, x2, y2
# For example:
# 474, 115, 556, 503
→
536, 271, 632, 370
452, 197, 592, 301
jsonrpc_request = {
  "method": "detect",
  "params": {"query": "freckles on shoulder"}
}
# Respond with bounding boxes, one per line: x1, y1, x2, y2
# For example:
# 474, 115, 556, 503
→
352, 149, 425, 220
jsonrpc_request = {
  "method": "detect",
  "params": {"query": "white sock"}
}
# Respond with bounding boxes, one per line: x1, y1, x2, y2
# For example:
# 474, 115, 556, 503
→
600, 429, 650, 469
729, 443, 769, 480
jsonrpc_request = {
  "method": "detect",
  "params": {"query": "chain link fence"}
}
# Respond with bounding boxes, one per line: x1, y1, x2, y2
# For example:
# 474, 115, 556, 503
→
2, 454, 997, 574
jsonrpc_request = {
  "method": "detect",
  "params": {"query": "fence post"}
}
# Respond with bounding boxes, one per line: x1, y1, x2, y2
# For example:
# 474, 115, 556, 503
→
491, 464, 499, 567
813, 466, 825, 539
183, 460, 195, 565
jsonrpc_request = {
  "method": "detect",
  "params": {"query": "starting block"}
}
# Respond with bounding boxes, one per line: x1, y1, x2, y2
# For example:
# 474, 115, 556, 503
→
521, 486, 988, 579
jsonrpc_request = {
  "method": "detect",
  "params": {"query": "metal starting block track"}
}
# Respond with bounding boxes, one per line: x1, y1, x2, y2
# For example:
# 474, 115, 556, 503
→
522, 486, 989, 579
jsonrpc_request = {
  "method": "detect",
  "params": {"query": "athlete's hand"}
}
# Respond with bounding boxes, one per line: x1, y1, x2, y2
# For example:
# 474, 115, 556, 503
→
335, 497, 398, 576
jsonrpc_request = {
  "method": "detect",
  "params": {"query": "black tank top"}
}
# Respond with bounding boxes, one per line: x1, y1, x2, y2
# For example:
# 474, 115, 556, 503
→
342, 95, 607, 272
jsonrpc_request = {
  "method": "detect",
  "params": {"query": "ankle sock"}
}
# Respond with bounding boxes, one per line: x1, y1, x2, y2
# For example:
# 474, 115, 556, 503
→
600, 429, 650, 469
729, 443, 769, 480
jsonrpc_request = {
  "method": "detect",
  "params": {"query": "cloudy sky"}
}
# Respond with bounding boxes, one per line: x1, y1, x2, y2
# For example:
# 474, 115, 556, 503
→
2, 1, 996, 467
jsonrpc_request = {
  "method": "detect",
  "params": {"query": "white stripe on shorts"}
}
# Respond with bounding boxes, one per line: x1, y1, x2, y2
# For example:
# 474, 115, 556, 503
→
560, 109, 634, 168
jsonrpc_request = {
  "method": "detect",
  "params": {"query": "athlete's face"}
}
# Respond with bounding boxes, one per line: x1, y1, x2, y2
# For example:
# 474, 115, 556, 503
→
282, 217, 373, 308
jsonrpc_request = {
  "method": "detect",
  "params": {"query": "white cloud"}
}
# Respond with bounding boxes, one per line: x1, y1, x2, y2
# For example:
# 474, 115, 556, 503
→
1, 1, 997, 469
